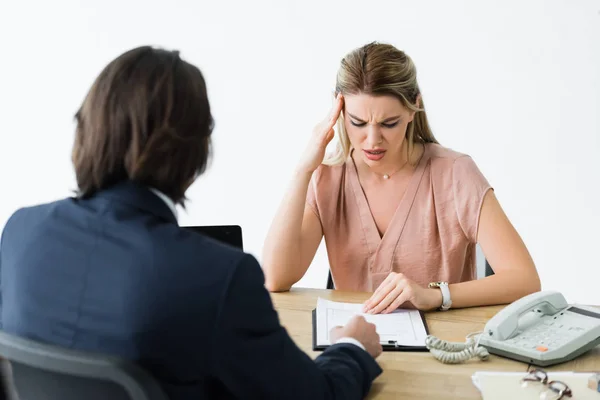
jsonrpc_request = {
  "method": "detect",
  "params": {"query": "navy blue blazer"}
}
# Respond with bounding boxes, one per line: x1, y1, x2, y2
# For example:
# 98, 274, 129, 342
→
0, 182, 381, 399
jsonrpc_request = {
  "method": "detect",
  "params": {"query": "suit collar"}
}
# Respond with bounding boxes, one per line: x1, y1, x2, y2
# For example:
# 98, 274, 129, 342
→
95, 181, 178, 224
148, 188, 178, 219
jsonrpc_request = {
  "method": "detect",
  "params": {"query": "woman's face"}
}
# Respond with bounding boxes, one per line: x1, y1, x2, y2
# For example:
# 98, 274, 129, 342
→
343, 93, 415, 168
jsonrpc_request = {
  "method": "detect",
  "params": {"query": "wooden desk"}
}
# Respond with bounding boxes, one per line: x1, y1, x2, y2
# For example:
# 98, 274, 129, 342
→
271, 288, 600, 399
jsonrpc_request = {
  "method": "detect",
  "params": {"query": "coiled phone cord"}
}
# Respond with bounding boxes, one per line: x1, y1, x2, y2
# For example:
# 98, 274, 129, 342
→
425, 331, 490, 364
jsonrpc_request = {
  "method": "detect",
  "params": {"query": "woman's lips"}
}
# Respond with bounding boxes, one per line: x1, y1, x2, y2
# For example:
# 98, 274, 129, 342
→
363, 149, 386, 161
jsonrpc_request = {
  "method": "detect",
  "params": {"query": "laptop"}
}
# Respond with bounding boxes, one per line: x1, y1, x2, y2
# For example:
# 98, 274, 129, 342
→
184, 225, 243, 250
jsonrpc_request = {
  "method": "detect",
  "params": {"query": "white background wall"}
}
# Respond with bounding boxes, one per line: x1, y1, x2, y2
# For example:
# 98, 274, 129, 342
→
0, 0, 598, 304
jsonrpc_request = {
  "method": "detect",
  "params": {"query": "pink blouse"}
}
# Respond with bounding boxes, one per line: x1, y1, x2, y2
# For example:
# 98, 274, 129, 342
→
307, 143, 492, 292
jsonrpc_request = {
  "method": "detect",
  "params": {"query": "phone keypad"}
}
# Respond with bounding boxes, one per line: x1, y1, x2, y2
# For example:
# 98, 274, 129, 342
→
504, 320, 587, 352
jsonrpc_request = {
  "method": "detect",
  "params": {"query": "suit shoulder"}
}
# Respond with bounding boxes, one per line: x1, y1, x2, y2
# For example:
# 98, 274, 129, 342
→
172, 231, 263, 294
180, 228, 245, 257
159, 227, 252, 278
2, 198, 73, 233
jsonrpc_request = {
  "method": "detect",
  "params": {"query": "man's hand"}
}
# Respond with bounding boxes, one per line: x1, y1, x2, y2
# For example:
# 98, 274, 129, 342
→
330, 315, 382, 358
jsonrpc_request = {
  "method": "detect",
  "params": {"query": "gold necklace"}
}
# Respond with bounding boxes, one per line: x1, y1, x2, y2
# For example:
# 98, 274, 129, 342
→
382, 144, 424, 179
382, 158, 409, 180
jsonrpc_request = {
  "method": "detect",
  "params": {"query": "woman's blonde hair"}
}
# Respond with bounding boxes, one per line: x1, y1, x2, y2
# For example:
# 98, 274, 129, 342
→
324, 42, 439, 166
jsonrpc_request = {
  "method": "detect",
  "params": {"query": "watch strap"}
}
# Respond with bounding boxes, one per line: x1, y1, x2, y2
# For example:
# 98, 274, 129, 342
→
428, 281, 452, 311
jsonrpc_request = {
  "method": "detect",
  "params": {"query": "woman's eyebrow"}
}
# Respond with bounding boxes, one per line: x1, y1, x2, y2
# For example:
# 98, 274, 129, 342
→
347, 112, 401, 123
347, 112, 366, 122
381, 115, 401, 123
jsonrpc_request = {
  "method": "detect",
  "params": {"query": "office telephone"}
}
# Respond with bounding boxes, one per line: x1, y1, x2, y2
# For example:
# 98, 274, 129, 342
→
478, 291, 600, 366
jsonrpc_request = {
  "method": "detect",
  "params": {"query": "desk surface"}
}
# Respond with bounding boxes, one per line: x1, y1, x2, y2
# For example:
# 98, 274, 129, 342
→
270, 288, 600, 400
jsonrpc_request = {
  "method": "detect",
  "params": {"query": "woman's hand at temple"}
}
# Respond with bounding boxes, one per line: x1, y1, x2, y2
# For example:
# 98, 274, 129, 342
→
297, 93, 344, 174
362, 272, 443, 313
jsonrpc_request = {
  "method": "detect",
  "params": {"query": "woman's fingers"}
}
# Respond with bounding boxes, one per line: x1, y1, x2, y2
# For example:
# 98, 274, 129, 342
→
368, 285, 404, 314
298, 93, 344, 174
363, 281, 396, 312
382, 290, 411, 314
321, 93, 343, 136
363, 273, 397, 311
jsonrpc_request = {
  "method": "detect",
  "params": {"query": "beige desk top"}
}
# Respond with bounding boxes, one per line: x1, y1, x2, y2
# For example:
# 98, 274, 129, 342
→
270, 288, 600, 400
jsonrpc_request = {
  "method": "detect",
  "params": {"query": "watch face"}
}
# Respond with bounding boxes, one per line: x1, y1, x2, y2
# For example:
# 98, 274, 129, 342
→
428, 281, 449, 289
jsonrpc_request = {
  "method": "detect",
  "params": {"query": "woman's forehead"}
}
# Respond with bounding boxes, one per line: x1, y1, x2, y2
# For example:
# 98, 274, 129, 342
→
344, 93, 408, 118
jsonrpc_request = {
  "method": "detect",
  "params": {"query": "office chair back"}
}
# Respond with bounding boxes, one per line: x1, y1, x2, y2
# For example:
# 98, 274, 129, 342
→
485, 260, 494, 277
0, 331, 168, 400
326, 271, 335, 290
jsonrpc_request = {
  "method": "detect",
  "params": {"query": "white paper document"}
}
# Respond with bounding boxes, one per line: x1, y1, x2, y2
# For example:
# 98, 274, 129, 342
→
472, 371, 599, 400
314, 297, 428, 347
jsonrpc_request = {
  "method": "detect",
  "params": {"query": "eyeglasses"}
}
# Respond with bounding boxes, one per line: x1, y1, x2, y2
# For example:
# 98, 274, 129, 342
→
521, 368, 573, 400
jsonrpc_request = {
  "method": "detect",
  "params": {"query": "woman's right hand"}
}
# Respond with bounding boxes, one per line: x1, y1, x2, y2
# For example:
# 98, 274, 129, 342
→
297, 93, 344, 174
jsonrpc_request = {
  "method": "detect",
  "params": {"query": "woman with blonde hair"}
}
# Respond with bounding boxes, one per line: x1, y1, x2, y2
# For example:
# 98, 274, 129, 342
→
263, 42, 541, 313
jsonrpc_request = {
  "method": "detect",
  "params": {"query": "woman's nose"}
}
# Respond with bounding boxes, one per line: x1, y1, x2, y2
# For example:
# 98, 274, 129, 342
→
365, 126, 383, 147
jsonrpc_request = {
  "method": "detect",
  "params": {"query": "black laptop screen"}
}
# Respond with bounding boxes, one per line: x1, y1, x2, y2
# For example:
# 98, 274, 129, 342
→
184, 225, 243, 250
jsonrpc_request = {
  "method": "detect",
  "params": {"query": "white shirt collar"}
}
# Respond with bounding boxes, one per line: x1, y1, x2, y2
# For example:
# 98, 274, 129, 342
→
149, 188, 178, 220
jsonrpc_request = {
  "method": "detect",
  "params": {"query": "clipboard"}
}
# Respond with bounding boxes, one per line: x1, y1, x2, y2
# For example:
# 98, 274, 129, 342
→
312, 309, 430, 351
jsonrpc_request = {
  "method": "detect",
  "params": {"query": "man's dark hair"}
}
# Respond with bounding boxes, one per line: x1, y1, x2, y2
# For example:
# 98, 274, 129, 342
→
72, 46, 213, 204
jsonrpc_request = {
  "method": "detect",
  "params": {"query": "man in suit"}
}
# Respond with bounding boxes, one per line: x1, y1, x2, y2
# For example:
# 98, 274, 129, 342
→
0, 46, 382, 399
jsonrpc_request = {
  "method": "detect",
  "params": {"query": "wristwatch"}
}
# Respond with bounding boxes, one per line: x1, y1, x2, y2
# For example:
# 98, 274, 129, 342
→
428, 281, 452, 311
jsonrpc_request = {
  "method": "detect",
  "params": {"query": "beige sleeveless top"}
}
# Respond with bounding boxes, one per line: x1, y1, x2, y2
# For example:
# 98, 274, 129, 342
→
306, 143, 492, 292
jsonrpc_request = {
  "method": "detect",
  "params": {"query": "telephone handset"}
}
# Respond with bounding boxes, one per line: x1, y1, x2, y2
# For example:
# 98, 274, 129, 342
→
479, 290, 600, 366
483, 291, 568, 341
